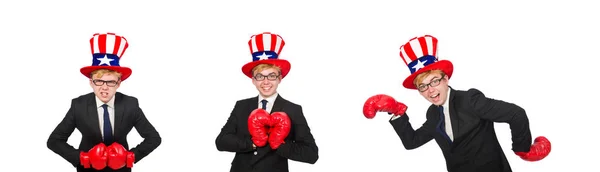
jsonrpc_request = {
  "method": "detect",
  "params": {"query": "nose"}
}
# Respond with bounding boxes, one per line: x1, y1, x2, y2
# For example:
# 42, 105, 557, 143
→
260, 79, 271, 85
100, 84, 109, 90
427, 86, 435, 93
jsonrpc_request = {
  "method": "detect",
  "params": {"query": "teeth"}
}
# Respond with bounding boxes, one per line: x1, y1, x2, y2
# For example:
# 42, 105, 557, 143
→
430, 94, 439, 98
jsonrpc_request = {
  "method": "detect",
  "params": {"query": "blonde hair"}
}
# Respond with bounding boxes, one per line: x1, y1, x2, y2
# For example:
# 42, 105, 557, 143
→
90, 69, 122, 80
252, 64, 282, 76
414, 69, 445, 86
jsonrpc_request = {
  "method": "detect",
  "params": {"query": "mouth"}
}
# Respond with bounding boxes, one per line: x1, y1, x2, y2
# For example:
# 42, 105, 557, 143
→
430, 93, 440, 102
261, 86, 272, 92
430, 93, 440, 98
101, 92, 109, 97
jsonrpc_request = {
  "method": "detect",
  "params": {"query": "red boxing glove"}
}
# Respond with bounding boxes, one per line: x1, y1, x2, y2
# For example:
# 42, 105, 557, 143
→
515, 136, 551, 161
107, 142, 135, 169
248, 108, 271, 147
363, 94, 408, 119
80, 152, 90, 169
80, 143, 108, 170
269, 112, 291, 149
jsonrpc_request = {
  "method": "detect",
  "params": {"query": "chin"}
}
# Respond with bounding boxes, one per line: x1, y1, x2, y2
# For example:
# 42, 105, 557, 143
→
260, 91, 274, 97
261, 93, 273, 97
429, 100, 442, 106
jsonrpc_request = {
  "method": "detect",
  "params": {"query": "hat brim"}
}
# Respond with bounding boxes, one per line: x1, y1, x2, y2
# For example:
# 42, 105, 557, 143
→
80, 66, 132, 81
402, 60, 453, 89
241, 59, 291, 79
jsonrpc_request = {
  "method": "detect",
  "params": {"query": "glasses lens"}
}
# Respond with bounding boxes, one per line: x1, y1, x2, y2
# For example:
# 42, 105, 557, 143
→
93, 80, 104, 86
267, 75, 278, 80
106, 81, 117, 86
418, 85, 427, 92
254, 75, 265, 80
430, 79, 440, 87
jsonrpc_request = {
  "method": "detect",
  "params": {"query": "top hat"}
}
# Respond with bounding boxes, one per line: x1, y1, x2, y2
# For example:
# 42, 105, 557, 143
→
80, 33, 133, 81
241, 32, 291, 79
399, 35, 453, 89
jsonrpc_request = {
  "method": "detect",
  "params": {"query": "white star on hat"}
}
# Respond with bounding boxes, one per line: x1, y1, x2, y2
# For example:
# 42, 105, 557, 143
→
97, 55, 114, 66
412, 59, 427, 71
256, 52, 271, 60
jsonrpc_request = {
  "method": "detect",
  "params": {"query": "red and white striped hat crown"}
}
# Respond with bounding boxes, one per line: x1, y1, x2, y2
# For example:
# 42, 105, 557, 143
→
90, 32, 129, 58
248, 32, 285, 59
241, 32, 291, 79
399, 35, 453, 89
80, 33, 133, 81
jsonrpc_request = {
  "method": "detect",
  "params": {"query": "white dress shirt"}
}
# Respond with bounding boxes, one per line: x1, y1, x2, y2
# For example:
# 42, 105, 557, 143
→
258, 93, 278, 113
96, 95, 115, 140
441, 88, 454, 141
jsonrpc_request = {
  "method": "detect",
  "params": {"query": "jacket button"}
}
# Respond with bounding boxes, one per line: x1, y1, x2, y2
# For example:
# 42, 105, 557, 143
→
254, 151, 257, 155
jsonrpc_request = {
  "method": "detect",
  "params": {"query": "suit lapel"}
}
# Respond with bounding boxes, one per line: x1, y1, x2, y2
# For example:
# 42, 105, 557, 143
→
113, 93, 125, 140
448, 87, 461, 149
86, 94, 103, 142
270, 94, 286, 113
247, 96, 259, 114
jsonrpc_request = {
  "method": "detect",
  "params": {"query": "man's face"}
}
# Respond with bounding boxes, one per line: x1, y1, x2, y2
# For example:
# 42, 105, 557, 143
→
252, 68, 281, 98
90, 73, 120, 103
417, 73, 449, 106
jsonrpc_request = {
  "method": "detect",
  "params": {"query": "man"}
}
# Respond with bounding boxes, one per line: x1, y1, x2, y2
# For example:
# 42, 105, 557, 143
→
47, 33, 162, 172
362, 35, 551, 172
216, 32, 319, 172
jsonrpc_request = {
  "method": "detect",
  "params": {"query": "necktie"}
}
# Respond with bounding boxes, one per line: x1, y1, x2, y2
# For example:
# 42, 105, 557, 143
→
102, 104, 113, 144
437, 106, 452, 143
261, 99, 268, 110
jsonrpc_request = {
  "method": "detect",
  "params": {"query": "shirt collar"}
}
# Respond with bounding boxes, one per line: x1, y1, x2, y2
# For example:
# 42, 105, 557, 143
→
259, 92, 278, 103
95, 94, 116, 108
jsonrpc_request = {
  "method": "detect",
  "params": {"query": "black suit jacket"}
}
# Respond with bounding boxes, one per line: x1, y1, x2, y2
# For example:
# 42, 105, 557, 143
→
390, 87, 532, 172
47, 92, 162, 172
215, 94, 319, 172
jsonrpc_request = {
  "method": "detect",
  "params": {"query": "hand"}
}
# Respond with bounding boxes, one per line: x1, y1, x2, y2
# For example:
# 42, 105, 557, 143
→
515, 136, 551, 161
80, 143, 108, 170
363, 94, 408, 119
248, 108, 271, 147
268, 112, 292, 149
106, 142, 135, 169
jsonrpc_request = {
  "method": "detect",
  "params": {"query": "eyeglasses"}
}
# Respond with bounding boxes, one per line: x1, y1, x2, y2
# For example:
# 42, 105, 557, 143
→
254, 73, 279, 81
92, 79, 119, 87
417, 76, 445, 92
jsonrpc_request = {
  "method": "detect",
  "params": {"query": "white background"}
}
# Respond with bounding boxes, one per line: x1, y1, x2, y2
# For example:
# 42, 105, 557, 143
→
0, 0, 598, 171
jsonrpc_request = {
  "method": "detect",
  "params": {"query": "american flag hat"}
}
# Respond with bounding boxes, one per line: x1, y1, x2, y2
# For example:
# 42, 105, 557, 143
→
399, 35, 453, 89
80, 33, 133, 81
241, 32, 291, 79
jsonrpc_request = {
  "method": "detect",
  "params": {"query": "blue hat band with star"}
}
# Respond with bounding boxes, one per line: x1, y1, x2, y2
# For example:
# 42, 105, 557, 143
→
408, 55, 437, 74
252, 51, 279, 61
92, 53, 121, 66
